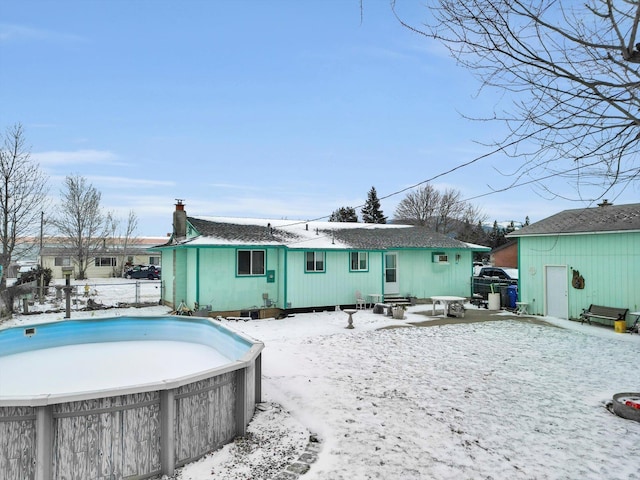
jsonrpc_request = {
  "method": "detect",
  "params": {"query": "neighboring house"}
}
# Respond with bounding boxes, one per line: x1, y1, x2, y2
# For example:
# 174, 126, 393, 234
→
39, 237, 165, 279
157, 202, 490, 316
508, 202, 640, 323
490, 240, 518, 268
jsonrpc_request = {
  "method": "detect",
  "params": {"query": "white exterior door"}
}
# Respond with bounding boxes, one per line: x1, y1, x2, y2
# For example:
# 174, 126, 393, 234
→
384, 252, 399, 295
545, 265, 568, 319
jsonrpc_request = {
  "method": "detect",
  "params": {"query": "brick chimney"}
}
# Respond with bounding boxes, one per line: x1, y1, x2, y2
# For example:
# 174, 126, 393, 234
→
173, 199, 187, 240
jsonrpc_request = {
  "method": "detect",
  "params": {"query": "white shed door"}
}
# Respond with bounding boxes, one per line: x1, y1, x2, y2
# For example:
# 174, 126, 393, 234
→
545, 265, 568, 319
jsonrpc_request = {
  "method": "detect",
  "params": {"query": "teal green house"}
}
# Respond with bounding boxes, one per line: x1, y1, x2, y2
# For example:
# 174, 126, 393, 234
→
508, 202, 640, 323
158, 202, 489, 316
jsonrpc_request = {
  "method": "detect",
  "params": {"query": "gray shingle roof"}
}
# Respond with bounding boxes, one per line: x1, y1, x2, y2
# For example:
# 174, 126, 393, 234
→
188, 217, 299, 243
509, 203, 640, 236
186, 217, 479, 250
329, 226, 471, 249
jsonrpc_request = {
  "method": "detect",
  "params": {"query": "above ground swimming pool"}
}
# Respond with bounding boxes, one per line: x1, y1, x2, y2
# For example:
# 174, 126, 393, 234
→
0, 315, 264, 480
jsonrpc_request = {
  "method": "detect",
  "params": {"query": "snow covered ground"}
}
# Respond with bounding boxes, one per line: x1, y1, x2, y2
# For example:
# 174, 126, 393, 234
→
2, 279, 639, 479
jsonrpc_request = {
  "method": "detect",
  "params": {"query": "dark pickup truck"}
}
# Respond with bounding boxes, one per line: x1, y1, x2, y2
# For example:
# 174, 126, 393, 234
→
472, 267, 518, 299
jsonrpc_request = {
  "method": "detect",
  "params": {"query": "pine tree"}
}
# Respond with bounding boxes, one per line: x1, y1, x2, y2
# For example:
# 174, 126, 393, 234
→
505, 220, 516, 235
329, 206, 358, 222
488, 220, 507, 248
361, 186, 386, 224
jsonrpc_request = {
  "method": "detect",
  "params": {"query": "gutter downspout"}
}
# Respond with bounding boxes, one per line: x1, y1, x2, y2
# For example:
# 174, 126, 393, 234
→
283, 248, 288, 310
380, 251, 385, 300
196, 249, 200, 306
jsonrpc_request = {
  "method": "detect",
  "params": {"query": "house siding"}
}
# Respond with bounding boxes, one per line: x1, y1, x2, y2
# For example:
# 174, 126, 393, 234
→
186, 249, 199, 308
176, 246, 282, 312
162, 244, 480, 312
284, 250, 383, 309
161, 250, 174, 307
397, 249, 473, 299
173, 249, 188, 310
518, 232, 640, 320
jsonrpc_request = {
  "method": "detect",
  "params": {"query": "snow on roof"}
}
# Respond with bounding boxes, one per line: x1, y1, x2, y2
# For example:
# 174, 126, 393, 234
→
196, 216, 409, 231
177, 216, 478, 250
462, 241, 491, 251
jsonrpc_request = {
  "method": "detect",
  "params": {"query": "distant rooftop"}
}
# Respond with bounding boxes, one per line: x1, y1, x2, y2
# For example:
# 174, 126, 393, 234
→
509, 202, 640, 236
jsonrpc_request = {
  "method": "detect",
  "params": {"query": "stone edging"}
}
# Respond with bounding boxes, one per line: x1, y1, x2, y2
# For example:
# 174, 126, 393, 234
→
272, 434, 321, 479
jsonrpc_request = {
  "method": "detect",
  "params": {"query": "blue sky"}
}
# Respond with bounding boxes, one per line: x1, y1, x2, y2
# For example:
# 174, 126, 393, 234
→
1, 0, 636, 236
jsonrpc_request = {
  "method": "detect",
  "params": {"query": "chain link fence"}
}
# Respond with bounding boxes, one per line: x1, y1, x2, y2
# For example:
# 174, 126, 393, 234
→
17, 279, 163, 314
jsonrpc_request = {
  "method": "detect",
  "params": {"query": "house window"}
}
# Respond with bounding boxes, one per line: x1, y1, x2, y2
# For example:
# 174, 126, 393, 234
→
95, 257, 117, 267
54, 257, 71, 267
350, 252, 368, 271
149, 256, 160, 265
237, 249, 265, 276
305, 251, 325, 272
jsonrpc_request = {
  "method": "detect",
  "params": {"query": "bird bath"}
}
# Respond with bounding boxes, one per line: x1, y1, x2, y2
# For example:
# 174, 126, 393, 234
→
343, 309, 357, 329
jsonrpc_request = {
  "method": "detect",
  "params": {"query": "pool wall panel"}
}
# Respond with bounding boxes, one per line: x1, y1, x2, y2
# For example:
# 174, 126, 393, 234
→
174, 372, 237, 467
0, 406, 36, 480
52, 392, 162, 480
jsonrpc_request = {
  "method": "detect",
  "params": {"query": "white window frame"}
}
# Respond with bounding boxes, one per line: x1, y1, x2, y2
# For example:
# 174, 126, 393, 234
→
237, 249, 266, 276
54, 256, 71, 267
350, 251, 368, 271
95, 257, 117, 267
305, 251, 325, 273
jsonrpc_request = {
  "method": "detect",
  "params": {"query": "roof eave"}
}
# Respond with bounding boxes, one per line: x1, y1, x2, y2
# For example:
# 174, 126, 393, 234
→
509, 229, 640, 238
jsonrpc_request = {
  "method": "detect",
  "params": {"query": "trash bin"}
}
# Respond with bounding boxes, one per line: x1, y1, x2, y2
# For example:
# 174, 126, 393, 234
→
487, 293, 501, 310
507, 285, 518, 310
499, 284, 510, 309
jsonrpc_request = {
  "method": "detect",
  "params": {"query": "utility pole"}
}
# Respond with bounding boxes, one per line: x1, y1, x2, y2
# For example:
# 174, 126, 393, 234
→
39, 211, 44, 304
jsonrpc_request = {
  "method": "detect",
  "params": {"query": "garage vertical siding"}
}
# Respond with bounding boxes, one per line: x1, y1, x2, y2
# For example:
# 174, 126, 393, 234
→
518, 232, 640, 319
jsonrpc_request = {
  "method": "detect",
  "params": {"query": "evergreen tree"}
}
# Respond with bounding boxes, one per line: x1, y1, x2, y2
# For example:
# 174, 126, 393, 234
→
505, 220, 516, 235
475, 221, 489, 246
488, 220, 507, 248
458, 219, 490, 246
524, 216, 530, 226
361, 186, 386, 224
328, 206, 358, 222
455, 220, 473, 243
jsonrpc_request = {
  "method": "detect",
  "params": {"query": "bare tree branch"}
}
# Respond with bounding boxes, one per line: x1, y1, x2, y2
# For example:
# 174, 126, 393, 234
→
394, 184, 486, 234
0, 124, 49, 292
395, 0, 640, 198
52, 175, 109, 280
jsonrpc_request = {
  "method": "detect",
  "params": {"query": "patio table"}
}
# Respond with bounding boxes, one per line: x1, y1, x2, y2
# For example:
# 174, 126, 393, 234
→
430, 296, 466, 316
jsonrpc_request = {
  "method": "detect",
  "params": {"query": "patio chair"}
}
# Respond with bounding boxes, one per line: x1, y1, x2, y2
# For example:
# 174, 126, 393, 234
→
355, 290, 367, 309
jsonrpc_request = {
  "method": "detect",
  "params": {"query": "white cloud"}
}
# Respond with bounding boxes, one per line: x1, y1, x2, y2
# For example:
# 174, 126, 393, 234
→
0, 23, 84, 43
34, 149, 123, 166
85, 176, 175, 189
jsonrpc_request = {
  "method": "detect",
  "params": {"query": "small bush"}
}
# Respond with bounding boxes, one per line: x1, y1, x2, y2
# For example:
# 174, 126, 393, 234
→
15, 265, 53, 287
